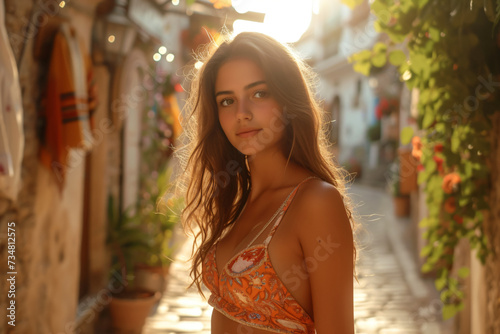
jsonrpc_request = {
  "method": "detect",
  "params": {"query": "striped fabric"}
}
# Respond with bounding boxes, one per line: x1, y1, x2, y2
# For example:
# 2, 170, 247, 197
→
39, 23, 97, 191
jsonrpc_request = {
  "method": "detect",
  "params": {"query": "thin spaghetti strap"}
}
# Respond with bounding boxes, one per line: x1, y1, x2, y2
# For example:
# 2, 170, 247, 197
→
246, 175, 319, 248
282, 176, 318, 211
242, 187, 295, 249
261, 176, 318, 245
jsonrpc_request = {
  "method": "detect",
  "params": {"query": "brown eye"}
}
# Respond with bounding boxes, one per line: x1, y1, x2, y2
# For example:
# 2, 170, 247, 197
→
254, 90, 269, 98
220, 98, 234, 107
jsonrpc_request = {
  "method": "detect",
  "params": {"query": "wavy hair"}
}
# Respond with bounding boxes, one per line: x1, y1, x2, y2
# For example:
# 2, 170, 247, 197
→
172, 32, 359, 299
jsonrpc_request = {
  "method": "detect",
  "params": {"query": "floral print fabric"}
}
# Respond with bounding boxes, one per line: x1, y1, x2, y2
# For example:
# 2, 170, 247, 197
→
202, 177, 317, 334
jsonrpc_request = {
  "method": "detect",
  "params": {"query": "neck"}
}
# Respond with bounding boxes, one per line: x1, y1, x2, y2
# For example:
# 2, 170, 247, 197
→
246, 148, 298, 201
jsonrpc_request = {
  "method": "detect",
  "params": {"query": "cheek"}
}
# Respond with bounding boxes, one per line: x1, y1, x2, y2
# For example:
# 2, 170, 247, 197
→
262, 104, 286, 132
218, 111, 233, 136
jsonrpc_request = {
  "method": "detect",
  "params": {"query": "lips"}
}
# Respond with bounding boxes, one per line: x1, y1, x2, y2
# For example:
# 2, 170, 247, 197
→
236, 128, 262, 138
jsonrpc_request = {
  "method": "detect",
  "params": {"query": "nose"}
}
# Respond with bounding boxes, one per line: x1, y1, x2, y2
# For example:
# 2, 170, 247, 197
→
235, 97, 252, 121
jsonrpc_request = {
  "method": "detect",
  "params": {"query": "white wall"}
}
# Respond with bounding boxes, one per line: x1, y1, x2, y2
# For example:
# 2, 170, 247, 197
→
323, 74, 376, 163
299, 0, 379, 164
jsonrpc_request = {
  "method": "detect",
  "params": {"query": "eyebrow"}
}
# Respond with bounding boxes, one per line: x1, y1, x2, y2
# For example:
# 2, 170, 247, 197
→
215, 80, 267, 98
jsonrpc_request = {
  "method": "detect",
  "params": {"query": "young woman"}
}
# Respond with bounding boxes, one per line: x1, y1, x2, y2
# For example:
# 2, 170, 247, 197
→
174, 32, 357, 334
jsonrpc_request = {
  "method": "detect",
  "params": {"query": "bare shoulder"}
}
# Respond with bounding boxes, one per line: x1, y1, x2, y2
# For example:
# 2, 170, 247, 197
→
292, 178, 353, 241
299, 178, 343, 203
291, 178, 355, 333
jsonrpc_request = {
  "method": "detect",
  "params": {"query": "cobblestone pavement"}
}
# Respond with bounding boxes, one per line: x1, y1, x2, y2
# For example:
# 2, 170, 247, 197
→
142, 183, 444, 334
349, 185, 441, 334
142, 237, 213, 334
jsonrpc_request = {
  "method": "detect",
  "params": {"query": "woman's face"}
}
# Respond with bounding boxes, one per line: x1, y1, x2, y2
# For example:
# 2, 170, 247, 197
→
215, 58, 287, 156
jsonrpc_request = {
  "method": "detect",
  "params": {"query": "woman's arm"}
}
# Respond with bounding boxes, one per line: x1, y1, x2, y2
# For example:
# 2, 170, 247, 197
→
297, 182, 355, 334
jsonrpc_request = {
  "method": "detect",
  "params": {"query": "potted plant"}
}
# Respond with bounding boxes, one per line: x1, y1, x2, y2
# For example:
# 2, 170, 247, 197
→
376, 96, 399, 118
130, 69, 183, 294
387, 160, 410, 217
367, 121, 382, 168
397, 146, 418, 194
134, 166, 184, 294
343, 156, 363, 180
366, 121, 381, 142
106, 195, 161, 334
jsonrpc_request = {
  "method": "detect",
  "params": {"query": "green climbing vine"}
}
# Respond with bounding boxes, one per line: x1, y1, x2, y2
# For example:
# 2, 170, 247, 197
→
343, 0, 500, 320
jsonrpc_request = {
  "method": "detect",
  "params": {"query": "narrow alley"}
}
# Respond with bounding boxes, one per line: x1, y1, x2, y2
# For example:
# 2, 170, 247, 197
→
2, 1, 499, 333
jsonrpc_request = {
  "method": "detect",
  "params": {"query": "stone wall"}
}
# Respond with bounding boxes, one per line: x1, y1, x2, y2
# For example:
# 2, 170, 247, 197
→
484, 112, 500, 334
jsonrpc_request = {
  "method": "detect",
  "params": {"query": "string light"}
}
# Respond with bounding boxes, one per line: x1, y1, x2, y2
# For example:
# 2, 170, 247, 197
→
153, 53, 161, 61
158, 46, 167, 54
166, 53, 175, 62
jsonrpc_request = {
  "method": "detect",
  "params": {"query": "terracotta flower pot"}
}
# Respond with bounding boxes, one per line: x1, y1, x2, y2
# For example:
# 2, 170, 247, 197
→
398, 147, 418, 194
109, 289, 161, 333
393, 195, 410, 217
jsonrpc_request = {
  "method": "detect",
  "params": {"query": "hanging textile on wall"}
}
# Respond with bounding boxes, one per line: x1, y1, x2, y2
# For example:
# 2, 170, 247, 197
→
39, 22, 97, 191
163, 94, 182, 144
0, 0, 25, 202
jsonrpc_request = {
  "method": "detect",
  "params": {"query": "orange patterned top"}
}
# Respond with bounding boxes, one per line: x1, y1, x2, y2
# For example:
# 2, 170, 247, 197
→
202, 176, 317, 334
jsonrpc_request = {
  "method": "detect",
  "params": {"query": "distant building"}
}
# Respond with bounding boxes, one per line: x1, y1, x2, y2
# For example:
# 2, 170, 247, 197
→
295, 0, 402, 181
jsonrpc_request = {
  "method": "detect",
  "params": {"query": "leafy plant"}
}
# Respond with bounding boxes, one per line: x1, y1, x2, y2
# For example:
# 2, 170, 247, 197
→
344, 0, 500, 320
107, 195, 152, 288
387, 159, 402, 197
367, 121, 382, 141
106, 59, 184, 293
136, 166, 184, 267
134, 63, 184, 268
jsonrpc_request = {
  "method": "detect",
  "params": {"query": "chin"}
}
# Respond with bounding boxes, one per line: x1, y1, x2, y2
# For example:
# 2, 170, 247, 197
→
235, 146, 261, 156
231, 133, 285, 157
235, 143, 282, 158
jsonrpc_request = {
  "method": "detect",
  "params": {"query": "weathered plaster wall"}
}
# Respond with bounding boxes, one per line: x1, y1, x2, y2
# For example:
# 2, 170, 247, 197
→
2, 1, 43, 332
87, 66, 112, 296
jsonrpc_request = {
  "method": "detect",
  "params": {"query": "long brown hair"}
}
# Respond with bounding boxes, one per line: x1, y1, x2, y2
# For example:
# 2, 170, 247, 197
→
172, 32, 359, 299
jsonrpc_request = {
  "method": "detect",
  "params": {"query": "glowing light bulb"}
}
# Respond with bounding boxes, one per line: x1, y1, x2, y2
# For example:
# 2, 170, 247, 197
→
158, 46, 167, 54
166, 53, 175, 62
153, 53, 161, 62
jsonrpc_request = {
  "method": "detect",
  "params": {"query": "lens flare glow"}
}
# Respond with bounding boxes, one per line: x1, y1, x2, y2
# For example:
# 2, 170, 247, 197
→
312, 0, 320, 14
194, 61, 203, 70
232, 0, 313, 43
